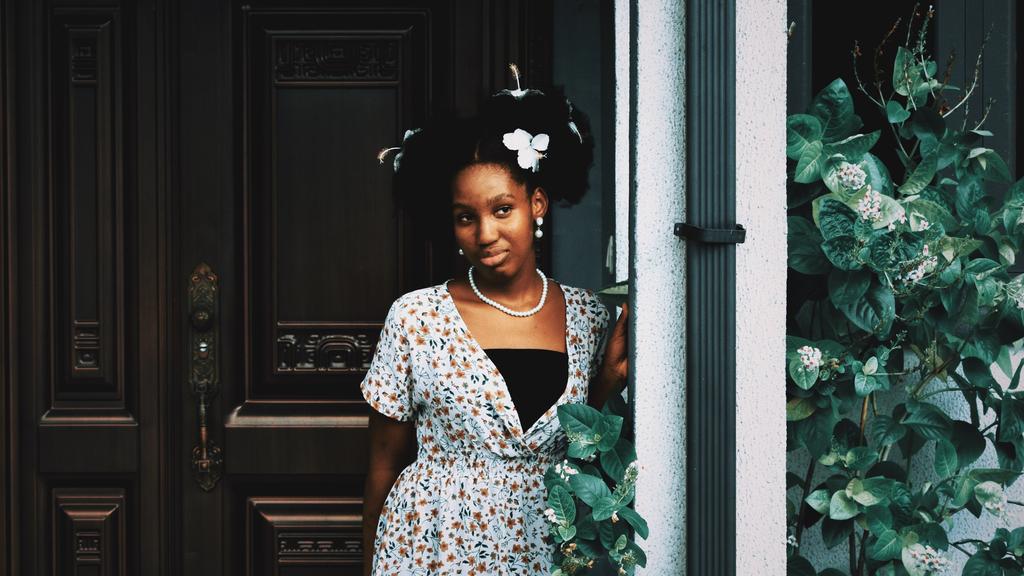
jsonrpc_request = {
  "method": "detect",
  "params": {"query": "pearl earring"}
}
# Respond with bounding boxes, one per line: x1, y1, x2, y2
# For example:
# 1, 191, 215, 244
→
534, 216, 544, 239
458, 248, 464, 255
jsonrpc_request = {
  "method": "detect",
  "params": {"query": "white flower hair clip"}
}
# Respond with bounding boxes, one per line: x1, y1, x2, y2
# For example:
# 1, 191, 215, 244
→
376, 128, 421, 173
502, 128, 549, 172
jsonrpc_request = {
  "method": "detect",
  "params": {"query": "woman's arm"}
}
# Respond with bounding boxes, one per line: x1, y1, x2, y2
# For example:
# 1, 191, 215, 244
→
362, 410, 417, 576
588, 303, 628, 410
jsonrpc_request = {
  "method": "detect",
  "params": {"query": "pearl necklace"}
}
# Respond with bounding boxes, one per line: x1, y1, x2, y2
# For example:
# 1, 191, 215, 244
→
467, 265, 548, 317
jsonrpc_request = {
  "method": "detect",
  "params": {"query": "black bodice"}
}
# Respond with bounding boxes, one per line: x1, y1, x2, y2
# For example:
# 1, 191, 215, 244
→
482, 348, 569, 432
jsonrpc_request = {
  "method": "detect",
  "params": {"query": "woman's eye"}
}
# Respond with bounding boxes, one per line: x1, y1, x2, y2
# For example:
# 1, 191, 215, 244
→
456, 213, 473, 223
496, 206, 512, 216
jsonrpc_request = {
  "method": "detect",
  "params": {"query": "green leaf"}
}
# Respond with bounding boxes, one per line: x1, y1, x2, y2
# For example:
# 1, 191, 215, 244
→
591, 495, 620, 521
787, 114, 824, 160
794, 141, 824, 183
836, 283, 895, 338
797, 410, 839, 458
788, 217, 831, 274
933, 439, 959, 478
999, 397, 1024, 442
906, 198, 957, 234
617, 506, 649, 539
810, 78, 863, 143
823, 131, 881, 161
869, 529, 903, 561
974, 480, 1005, 508
827, 268, 871, 307
861, 153, 895, 196
962, 553, 1003, 576
819, 198, 857, 240
596, 415, 623, 452
892, 47, 914, 95
821, 236, 862, 271
981, 150, 1012, 182
805, 489, 831, 514
898, 152, 938, 196
886, 100, 910, 123
787, 556, 815, 576
786, 397, 817, 421
558, 403, 603, 435
845, 447, 879, 472
848, 479, 881, 506
869, 415, 907, 446
548, 485, 576, 525
865, 505, 893, 535
557, 524, 577, 541
788, 355, 819, 390
903, 403, 953, 441
569, 474, 612, 507
600, 438, 636, 483
910, 108, 946, 143
855, 373, 886, 397
956, 176, 986, 220
821, 516, 853, 549
951, 421, 986, 467
829, 490, 859, 520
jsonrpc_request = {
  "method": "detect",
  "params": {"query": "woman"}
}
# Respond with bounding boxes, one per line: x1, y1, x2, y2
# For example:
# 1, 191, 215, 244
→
361, 75, 628, 575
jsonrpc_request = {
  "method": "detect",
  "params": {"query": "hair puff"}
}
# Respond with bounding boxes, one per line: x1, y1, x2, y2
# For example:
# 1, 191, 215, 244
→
389, 85, 595, 219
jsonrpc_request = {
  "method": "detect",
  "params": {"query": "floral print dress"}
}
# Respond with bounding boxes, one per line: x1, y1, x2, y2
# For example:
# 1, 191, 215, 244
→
361, 280, 611, 575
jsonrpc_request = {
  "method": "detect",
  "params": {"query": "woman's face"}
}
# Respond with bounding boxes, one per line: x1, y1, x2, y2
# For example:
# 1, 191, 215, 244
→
451, 163, 547, 279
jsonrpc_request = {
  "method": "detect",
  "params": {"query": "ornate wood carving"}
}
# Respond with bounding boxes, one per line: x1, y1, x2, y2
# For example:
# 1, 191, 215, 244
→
247, 497, 363, 574
48, 8, 126, 414
273, 36, 400, 83
53, 488, 126, 576
275, 328, 374, 373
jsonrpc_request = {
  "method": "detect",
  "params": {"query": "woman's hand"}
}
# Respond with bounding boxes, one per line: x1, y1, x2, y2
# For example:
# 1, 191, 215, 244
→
589, 303, 628, 410
601, 302, 629, 387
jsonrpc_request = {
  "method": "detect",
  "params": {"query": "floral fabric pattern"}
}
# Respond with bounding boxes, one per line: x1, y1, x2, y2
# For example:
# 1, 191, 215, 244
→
361, 280, 611, 575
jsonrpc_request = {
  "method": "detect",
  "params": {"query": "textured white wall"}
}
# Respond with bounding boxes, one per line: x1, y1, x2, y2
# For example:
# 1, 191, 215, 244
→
735, 0, 789, 573
626, 0, 689, 573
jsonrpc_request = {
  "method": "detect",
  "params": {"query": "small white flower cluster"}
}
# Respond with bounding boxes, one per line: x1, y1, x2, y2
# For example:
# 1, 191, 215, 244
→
896, 245, 938, 284
610, 511, 620, 523
797, 345, 822, 371
623, 461, 640, 485
836, 162, 867, 190
857, 187, 883, 222
918, 218, 931, 230
786, 534, 799, 548
543, 507, 559, 524
887, 209, 908, 231
907, 545, 951, 573
1015, 292, 1024, 310
554, 459, 580, 483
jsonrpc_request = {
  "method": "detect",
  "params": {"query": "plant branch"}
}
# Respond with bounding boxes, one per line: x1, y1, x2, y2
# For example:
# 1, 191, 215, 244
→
944, 27, 991, 120
794, 458, 816, 543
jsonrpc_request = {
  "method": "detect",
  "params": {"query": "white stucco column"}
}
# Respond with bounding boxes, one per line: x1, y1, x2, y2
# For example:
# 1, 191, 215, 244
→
735, 0, 788, 573
624, 0, 688, 572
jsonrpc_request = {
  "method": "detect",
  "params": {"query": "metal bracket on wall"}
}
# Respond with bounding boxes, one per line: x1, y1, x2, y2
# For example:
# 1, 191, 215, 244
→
674, 222, 747, 244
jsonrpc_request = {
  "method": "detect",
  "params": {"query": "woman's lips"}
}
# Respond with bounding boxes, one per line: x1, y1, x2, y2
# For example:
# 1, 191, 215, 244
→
479, 251, 508, 267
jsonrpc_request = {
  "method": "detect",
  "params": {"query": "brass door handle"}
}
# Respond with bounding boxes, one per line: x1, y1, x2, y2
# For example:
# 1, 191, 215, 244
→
188, 263, 223, 491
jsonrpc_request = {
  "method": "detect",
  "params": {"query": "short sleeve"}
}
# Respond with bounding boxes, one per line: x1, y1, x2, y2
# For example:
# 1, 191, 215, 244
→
360, 300, 415, 422
587, 291, 613, 382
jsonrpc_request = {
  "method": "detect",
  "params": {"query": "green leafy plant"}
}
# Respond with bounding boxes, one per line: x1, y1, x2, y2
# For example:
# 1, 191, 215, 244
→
546, 392, 647, 575
786, 8, 1023, 575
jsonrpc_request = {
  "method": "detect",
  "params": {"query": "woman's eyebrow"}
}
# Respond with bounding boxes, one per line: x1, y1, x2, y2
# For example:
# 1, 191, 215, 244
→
451, 193, 517, 210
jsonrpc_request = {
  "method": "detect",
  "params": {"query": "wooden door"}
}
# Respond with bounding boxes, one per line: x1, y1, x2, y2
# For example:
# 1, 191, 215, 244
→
4, 0, 551, 574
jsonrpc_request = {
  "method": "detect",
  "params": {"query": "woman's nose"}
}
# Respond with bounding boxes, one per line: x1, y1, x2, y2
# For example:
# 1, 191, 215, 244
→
476, 216, 499, 244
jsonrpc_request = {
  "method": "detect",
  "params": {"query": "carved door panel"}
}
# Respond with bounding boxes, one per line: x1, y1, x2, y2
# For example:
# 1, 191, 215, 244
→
174, 2, 550, 575
8, 0, 549, 574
